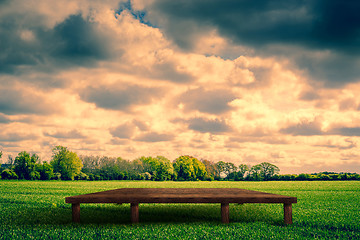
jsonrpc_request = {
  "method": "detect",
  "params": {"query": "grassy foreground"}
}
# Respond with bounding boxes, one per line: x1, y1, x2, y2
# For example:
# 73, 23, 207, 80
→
0, 181, 359, 239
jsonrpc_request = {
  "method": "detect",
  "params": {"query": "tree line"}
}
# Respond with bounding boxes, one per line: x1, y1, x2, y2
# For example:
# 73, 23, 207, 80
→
0, 147, 359, 181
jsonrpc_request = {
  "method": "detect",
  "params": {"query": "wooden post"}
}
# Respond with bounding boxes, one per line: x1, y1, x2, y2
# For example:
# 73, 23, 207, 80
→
72, 203, 80, 223
284, 203, 292, 224
131, 203, 139, 223
221, 203, 230, 223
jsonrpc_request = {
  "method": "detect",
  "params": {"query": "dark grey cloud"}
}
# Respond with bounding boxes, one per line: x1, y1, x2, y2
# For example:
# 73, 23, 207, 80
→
177, 88, 237, 114
0, 13, 111, 75
0, 88, 55, 115
0, 113, 11, 123
151, 0, 360, 53
132, 120, 149, 131
280, 120, 323, 136
50, 14, 109, 63
281, 120, 360, 137
329, 127, 360, 137
110, 123, 135, 139
134, 132, 174, 142
0, 132, 38, 142
118, 56, 195, 83
187, 117, 231, 134
228, 136, 289, 145
149, 0, 360, 85
299, 90, 320, 101
80, 85, 163, 111
314, 139, 356, 150
44, 130, 86, 139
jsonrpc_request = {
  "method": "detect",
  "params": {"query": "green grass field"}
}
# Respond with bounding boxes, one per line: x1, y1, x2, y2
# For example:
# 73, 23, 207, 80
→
0, 181, 359, 239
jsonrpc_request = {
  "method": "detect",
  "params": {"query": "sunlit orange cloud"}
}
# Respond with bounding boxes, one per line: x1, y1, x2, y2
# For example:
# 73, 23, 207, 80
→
0, 1, 359, 174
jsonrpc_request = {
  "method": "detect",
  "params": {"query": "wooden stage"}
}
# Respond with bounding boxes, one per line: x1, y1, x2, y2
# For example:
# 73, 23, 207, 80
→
65, 188, 297, 224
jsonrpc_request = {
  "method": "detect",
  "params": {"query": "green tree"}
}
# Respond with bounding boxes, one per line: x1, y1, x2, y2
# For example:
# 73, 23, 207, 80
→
173, 155, 207, 181
13, 151, 40, 180
201, 159, 216, 180
215, 161, 226, 179
224, 162, 237, 179
51, 146, 83, 180
138, 156, 174, 180
36, 162, 54, 180
155, 156, 175, 181
238, 164, 249, 179
248, 164, 262, 181
259, 162, 280, 180
99, 156, 121, 180
1, 169, 18, 179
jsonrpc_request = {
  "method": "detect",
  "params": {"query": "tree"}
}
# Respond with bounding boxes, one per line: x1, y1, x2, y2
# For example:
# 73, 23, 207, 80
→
36, 162, 54, 180
258, 162, 280, 180
99, 156, 121, 180
13, 151, 40, 180
155, 156, 175, 181
215, 161, 226, 179
51, 146, 83, 180
248, 164, 262, 181
238, 164, 249, 179
7, 155, 14, 167
173, 155, 207, 181
1, 169, 18, 179
0, 151, 2, 160
224, 162, 237, 179
201, 159, 217, 180
138, 156, 174, 181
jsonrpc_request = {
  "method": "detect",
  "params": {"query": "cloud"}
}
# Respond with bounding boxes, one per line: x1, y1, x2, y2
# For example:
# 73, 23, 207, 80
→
80, 85, 163, 111
314, 138, 357, 150
44, 130, 86, 139
0, 132, 38, 142
329, 127, 360, 137
150, 0, 360, 53
0, 87, 56, 115
177, 88, 237, 114
186, 117, 231, 134
110, 122, 136, 139
146, 0, 360, 85
50, 14, 111, 63
134, 132, 174, 142
0, 12, 111, 74
0, 113, 11, 123
280, 119, 323, 136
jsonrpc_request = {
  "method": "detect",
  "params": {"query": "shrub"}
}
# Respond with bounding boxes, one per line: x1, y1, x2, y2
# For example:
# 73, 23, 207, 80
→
1, 169, 18, 179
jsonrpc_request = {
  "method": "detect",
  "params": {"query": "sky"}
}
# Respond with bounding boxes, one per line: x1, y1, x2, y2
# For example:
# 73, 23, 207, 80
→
0, 0, 360, 174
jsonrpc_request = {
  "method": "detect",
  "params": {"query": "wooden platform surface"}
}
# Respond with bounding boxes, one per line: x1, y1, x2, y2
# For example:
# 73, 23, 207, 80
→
65, 188, 297, 204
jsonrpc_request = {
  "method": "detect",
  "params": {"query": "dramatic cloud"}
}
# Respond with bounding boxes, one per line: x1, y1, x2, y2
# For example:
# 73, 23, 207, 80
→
134, 132, 174, 142
44, 130, 86, 139
187, 117, 231, 134
0, 113, 11, 123
0, 11, 112, 74
280, 119, 323, 136
80, 85, 163, 111
0, 87, 57, 115
0, 132, 38, 142
329, 127, 360, 137
145, 0, 360, 85
1, 0, 359, 173
177, 88, 237, 114
110, 122, 136, 139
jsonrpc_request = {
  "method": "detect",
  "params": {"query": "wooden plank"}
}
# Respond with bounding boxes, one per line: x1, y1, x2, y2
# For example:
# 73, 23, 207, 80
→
284, 203, 292, 224
72, 203, 80, 223
221, 203, 230, 223
65, 188, 297, 204
131, 203, 139, 223
65, 188, 297, 224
